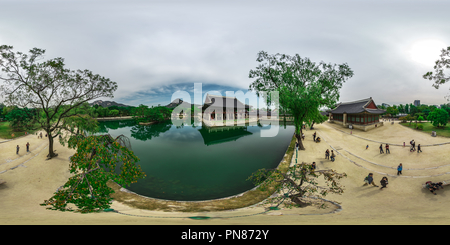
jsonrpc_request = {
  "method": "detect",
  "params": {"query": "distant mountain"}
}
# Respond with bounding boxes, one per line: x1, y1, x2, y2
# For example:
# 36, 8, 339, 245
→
165, 98, 202, 109
89, 100, 132, 107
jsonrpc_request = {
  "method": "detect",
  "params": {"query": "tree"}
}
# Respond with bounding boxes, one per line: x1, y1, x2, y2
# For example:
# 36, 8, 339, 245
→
308, 111, 328, 129
423, 46, 450, 93
248, 162, 347, 208
427, 108, 449, 128
40, 134, 146, 213
398, 104, 405, 113
109, 109, 119, 117
405, 114, 416, 126
409, 104, 418, 116
5, 107, 36, 130
405, 104, 409, 114
249, 51, 353, 150
0, 45, 117, 158
386, 106, 399, 117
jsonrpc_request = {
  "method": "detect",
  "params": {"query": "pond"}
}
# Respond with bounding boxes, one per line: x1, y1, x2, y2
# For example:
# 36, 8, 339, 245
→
98, 118, 295, 201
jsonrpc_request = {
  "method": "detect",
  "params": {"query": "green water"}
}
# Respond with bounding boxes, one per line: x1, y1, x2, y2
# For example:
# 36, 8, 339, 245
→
98, 119, 295, 201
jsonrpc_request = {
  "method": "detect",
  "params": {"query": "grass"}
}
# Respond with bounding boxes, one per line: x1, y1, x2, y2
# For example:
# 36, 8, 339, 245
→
0, 121, 39, 139
399, 121, 450, 138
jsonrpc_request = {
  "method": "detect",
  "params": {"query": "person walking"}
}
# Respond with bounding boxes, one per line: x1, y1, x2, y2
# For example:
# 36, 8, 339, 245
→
16, 145, 19, 155
417, 144, 422, 153
366, 145, 369, 150
412, 140, 416, 151
380, 177, 388, 190
379, 144, 384, 154
325, 149, 330, 160
363, 173, 379, 187
330, 150, 336, 162
313, 132, 317, 142
312, 162, 316, 170
385, 143, 390, 154
26, 142, 30, 152
397, 163, 403, 175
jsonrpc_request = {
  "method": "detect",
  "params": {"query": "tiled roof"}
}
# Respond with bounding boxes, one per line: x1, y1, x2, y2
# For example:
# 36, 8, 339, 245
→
203, 94, 249, 109
330, 98, 386, 114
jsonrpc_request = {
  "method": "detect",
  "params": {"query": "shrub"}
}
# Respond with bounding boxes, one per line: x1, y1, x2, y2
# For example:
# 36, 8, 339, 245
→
417, 124, 424, 130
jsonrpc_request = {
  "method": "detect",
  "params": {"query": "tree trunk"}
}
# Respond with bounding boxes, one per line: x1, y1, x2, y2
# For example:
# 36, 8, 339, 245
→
296, 130, 305, 150
47, 132, 58, 158
290, 195, 310, 207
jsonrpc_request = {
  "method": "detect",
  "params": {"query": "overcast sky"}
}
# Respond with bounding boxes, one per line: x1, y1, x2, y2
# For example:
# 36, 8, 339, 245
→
1, 0, 450, 108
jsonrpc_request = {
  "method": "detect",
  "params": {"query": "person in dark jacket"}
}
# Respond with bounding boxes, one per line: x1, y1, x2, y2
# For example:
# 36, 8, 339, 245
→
379, 144, 384, 154
380, 177, 388, 190
363, 173, 379, 187
426, 181, 437, 195
417, 144, 422, 153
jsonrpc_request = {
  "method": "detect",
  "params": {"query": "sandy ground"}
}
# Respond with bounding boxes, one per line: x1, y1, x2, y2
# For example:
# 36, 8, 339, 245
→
2, 122, 450, 225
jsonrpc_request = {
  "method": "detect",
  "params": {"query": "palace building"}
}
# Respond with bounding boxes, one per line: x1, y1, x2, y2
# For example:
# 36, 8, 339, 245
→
329, 97, 386, 131
202, 94, 251, 121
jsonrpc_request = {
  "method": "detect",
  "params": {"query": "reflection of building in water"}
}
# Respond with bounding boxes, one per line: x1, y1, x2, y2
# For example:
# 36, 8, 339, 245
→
198, 125, 253, 146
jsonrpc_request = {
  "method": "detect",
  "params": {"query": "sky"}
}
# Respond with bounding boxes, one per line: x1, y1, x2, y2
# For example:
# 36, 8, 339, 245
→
0, 0, 450, 109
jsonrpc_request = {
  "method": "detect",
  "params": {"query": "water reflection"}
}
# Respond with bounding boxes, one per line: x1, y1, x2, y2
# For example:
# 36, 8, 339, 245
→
96, 118, 295, 201
130, 120, 172, 141
198, 125, 253, 146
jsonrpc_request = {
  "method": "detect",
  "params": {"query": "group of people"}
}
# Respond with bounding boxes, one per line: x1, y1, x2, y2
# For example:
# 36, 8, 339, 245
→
325, 149, 336, 162
312, 131, 321, 143
37, 132, 47, 139
366, 140, 422, 154
365, 169, 446, 195
378, 143, 390, 154
425, 181, 444, 195
16, 142, 30, 155
407, 139, 422, 153
363, 173, 389, 190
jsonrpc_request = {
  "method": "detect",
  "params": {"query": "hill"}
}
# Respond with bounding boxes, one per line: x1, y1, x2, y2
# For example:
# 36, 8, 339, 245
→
89, 100, 131, 107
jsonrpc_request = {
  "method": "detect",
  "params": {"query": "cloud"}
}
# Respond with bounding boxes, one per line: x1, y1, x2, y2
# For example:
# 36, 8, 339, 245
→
1, 0, 450, 107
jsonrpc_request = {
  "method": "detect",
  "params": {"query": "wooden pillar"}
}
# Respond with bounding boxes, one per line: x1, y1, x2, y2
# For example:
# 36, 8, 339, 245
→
343, 113, 347, 126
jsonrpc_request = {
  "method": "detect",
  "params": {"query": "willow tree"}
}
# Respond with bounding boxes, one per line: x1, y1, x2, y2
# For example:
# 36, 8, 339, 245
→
0, 45, 117, 158
249, 51, 353, 150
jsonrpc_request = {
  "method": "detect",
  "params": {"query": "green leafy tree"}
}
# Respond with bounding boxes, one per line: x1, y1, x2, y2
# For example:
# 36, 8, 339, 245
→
427, 108, 449, 128
405, 114, 416, 126
249, 51, 353, 150
409, 104, 418, 116
386, 106, 399, 117
41, 134, 146, 213
5, 107, 36, 130
109, 109, 119, 117
248, 162, 347, 208
0, 45, 117, 158
308, 111, 328, 129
